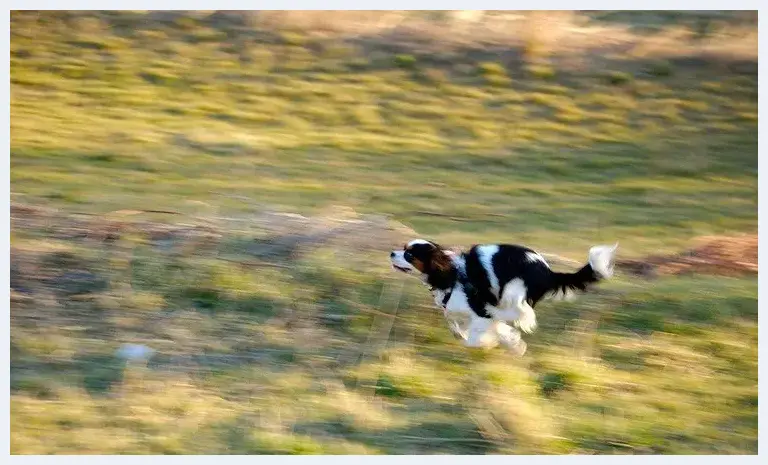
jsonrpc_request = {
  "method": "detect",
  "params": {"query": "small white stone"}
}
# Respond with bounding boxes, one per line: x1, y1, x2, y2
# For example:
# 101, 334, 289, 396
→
115, 344, 155, 362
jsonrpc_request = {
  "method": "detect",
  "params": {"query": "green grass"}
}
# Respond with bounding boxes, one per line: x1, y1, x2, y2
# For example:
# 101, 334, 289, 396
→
10, 11, 757, 455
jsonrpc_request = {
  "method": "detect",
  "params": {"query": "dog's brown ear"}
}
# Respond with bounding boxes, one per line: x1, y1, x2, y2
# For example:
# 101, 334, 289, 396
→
429, 247, 453, 272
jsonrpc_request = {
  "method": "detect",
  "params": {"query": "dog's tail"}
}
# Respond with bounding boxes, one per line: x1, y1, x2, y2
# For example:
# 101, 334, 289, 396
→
547, 243, 618, 298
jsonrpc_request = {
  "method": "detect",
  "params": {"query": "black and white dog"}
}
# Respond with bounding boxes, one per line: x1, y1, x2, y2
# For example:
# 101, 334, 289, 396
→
390, 239, 617, 355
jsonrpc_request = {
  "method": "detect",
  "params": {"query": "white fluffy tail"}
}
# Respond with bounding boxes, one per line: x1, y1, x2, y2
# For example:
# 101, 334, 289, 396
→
588, 243, 619, 279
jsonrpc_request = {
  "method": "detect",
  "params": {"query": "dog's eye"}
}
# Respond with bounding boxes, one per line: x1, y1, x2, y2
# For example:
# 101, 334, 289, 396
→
403, 251, 413, 261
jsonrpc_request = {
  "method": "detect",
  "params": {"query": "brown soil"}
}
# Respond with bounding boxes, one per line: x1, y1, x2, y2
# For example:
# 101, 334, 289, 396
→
617, 234, 757, 278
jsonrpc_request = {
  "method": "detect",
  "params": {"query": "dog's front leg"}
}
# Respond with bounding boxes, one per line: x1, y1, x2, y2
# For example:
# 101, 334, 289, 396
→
448, 320, 468, 340
463, 317, 500, 349
443, 311, 469, 340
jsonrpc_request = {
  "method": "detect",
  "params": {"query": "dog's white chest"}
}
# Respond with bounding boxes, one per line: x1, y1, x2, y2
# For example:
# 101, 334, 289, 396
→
433, 285, 472, 316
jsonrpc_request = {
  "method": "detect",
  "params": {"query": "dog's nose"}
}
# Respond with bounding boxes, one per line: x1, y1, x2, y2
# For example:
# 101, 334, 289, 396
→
390, 252, 395, 258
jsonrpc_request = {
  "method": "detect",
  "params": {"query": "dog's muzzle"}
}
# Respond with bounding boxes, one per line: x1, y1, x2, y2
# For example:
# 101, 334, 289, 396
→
390, 251, 414, 273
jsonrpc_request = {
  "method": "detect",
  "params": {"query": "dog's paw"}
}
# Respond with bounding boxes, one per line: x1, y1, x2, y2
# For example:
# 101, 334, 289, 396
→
449, 321, 468, 340
452, 331, 467, 341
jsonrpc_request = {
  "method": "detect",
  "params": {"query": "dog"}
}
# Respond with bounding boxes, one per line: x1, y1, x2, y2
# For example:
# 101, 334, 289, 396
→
390, 239, 618, 355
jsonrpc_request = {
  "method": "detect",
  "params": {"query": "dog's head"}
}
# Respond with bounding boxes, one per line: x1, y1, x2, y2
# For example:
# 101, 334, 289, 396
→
390, 239, 454, 276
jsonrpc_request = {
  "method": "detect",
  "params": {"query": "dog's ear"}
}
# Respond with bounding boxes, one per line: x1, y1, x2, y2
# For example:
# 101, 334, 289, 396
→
429, 247, 454, 273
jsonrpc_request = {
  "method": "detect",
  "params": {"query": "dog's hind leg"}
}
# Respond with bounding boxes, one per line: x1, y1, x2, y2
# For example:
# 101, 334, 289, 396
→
497, 279, 537, 334
515, 301, 537, 334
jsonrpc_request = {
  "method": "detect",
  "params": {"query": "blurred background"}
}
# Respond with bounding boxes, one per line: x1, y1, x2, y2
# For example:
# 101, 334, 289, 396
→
10, 11, 757, 454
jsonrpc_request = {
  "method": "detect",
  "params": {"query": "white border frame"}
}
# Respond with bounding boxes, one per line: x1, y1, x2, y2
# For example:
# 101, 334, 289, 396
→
3, 2, 764, 463
4, 1, 766, 10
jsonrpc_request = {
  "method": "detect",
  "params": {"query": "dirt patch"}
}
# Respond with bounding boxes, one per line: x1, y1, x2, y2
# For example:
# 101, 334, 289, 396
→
11, 202, 417, 266
618, 234, 757, 278
12, 203, 756, 280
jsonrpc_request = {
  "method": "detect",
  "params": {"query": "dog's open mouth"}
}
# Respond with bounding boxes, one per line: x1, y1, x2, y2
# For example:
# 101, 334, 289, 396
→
392, 264, 412, 273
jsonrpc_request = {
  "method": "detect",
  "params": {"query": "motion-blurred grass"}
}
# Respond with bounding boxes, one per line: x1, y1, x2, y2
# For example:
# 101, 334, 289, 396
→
10, 11, 757, 454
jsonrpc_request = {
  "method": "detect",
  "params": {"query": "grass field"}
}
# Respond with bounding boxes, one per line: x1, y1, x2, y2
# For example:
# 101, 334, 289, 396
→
10, 11, 758, 454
